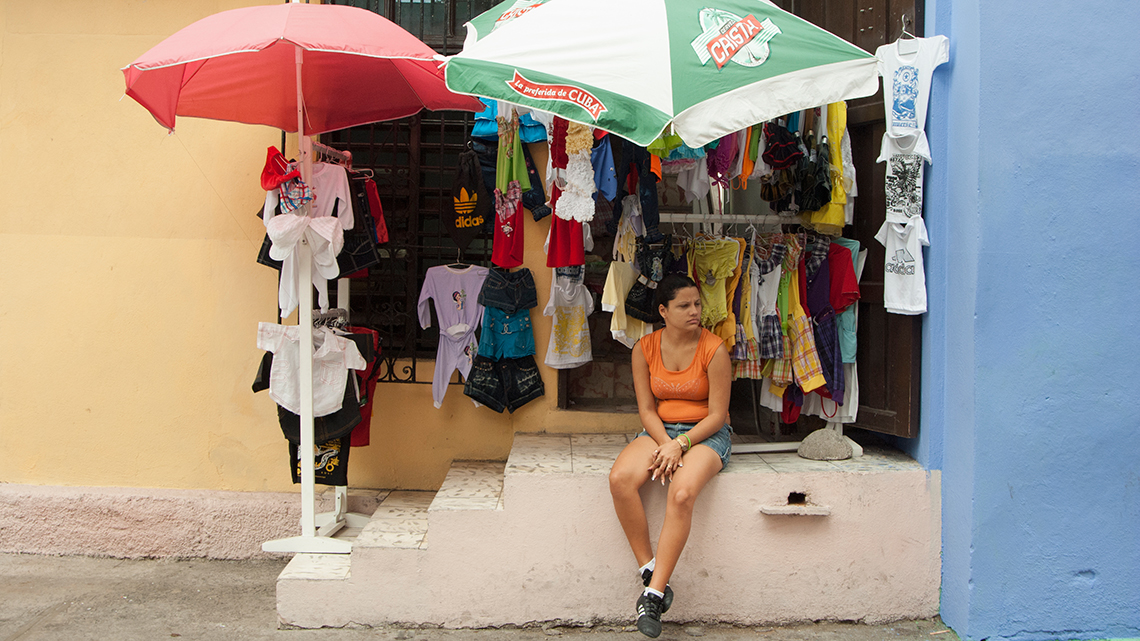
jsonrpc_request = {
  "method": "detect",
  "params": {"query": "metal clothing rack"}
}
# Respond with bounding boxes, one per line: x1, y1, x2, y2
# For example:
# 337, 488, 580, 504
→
312, 140, 353, 168
658, 213, 802, 226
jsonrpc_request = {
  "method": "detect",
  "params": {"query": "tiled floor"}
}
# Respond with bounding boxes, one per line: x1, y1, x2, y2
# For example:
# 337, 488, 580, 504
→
505, 432, 921, 477
430, 461, 504, 511
353, 490, 434, 549
322, 434, 920, 550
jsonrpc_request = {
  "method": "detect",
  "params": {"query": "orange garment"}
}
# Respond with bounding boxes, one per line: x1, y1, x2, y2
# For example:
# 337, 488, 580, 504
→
641, 328, 724, 423
650, 154, 662, 181
739, 126, 755, 189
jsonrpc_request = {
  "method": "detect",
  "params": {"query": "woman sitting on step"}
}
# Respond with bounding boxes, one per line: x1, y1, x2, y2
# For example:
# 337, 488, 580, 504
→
609, 273, 733, 638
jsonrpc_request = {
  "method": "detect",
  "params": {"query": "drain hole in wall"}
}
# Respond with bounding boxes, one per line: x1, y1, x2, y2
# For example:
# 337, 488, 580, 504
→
787, 492, 806, 505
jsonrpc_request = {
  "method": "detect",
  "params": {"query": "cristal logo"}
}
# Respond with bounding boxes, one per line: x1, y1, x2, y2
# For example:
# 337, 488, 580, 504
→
493, 0, 547, 32
691, 8, 781, 69
506, 70, 607, 120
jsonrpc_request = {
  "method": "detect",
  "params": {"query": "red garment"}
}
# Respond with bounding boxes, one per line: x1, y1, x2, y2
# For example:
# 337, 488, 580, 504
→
781, 385, 803, 423
827, 244, 860, 313
363, 179, 389, 244
550, 117, 569, 169
346, 326, 380, 447
547, 209, 584, 267
492, 199, 525, 268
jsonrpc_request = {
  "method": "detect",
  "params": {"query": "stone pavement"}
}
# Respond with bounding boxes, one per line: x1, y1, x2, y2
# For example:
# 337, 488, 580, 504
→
0, 553, 959, 641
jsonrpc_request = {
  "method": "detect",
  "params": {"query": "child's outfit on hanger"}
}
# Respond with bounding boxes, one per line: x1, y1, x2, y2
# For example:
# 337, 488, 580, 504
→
417, 264, 490, 409
544, 266, 593, 369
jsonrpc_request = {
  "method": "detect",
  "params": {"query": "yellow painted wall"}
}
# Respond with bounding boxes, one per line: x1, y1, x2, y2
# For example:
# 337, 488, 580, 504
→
0, 2, 637, 494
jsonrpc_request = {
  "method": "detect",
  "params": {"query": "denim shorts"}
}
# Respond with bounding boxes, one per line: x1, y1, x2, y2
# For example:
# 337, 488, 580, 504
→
477, 307, 535, 360
478, 268, 538, 314
464, 354, 545, 413
639, 422, 733, 470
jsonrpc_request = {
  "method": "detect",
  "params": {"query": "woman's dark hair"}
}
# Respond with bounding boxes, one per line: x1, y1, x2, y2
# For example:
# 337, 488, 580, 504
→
654, 273, 699, 310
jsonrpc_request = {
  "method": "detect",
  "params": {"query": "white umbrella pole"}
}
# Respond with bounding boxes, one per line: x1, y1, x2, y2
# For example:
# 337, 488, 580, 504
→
262, 43, 351, 555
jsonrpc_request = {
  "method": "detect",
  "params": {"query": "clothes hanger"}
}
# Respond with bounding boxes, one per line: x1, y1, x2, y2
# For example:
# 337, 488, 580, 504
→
897, 14, 920, 54
446, 247, 467, 269
900, 14, 917, 39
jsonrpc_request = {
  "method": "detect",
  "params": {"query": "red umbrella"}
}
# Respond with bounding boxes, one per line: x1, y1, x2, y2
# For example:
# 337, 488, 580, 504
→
122, 2, 482, 134
121, 3, 482, 555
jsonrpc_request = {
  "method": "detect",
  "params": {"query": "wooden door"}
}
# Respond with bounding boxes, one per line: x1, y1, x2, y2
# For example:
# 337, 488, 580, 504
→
776, 0, 924, 437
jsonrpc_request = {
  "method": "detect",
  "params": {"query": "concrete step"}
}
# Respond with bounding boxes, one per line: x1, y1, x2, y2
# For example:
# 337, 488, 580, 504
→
277, 432, 940, 629
355, 490, 434, 550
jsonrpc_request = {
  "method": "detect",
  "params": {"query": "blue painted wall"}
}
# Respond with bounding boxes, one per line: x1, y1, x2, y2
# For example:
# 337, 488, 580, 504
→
918, 0, 1140, 639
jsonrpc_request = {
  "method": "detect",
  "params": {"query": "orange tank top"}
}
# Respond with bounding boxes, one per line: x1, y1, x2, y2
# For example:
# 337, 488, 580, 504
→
640, 328, 723, 423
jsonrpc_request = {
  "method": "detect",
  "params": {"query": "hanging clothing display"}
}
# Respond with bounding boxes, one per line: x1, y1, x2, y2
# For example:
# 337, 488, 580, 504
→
276, 375, 362, 446
289, 435, 351, 487
625, 235, 674, 324
256, 323, 366, 417
492, 108, 530, 268
464, 267, 545, 413
831, 238, 866, 363
612, 139, 664, 242
345, 325, 380, 447
689, 237, 741, 328
754, 240, 787, 360
309, 163, 356, 230
875, 216, 930, 315
492, 182, 525, 268
601, 260, 654, 350
543, 266, 594, 369
478, 307, 536, 360
417, 264, 490, 409
801, 241, 868, 424
870, 36, 948, 317
591, 135, 618, 203
879, 132, 932, 220
876, 35, 950, 153
463, 354, 545, 414
554, 121, 598, 223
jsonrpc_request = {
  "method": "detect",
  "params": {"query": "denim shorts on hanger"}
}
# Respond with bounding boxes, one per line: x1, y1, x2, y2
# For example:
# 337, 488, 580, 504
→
464, 354, 545, 413
478, 268, 538, 314
478, 307, 536, 360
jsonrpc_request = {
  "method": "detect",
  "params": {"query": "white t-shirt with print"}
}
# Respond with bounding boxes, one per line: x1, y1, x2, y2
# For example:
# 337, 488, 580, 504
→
543, 269, 595, 369
874, 216, 930, 315
877, 132, 931, 220
875, 35, 949, 152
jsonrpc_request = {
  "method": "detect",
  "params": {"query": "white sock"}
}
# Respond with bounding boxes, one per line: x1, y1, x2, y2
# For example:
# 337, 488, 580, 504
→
638, 558, 656, 576
643, 587, 665, 599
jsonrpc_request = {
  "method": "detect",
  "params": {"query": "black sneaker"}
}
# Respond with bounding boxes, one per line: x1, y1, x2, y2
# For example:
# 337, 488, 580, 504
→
640, 568, 674, 613
636, 591, 664, 638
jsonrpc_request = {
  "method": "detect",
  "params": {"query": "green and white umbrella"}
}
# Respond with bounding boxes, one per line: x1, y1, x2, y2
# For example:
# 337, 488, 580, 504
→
446, 0, 878, 147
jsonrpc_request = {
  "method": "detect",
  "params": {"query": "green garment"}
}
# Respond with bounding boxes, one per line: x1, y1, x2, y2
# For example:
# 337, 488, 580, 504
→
495, 112, 531, 194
